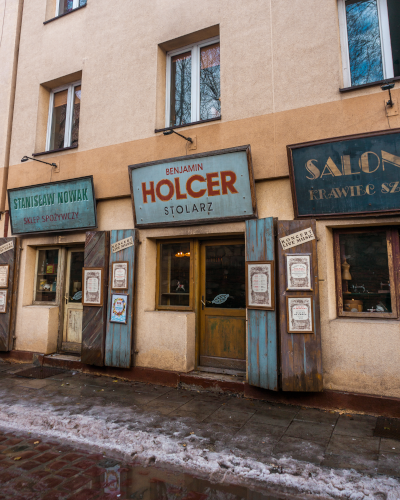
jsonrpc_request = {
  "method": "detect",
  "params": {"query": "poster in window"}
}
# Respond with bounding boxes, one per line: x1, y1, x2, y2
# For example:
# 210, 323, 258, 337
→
0, 265, 9, 288
286, 254, 312, 291
286, 296, 314, 334
246, 261, 274, 310
110, 294, 128, 324
111, 262, 129, 290
82, 267, 103, 306
0, 290, 7, 313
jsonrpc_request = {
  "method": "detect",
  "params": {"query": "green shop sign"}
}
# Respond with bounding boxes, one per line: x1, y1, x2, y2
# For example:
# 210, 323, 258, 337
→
8, 176, 97, 235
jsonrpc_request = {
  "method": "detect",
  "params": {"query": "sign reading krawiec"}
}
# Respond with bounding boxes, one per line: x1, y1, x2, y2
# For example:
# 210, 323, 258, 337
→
128, 146, 257, 228
8, 176, 97, 235
287, 129, 400, 218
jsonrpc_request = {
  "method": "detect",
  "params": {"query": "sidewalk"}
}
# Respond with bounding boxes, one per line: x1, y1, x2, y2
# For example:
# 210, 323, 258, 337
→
0, 361, 399, 499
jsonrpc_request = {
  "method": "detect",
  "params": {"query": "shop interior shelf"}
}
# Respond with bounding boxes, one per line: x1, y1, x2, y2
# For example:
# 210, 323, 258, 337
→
343, 292, 390, 295
37, 290, 56, 293
37, 273, 57, 276
161, 293, 189, 296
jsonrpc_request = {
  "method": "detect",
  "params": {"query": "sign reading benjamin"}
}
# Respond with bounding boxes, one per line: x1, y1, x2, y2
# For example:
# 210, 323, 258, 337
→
129, 146, 257, 228
8, 176, 97, 235
288, 129, 400, 218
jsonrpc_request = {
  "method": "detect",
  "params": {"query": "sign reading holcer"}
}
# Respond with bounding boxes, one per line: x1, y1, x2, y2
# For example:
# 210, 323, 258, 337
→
129, 146, 257, 228
288, 129, 400, 218
8, 176, 97, 235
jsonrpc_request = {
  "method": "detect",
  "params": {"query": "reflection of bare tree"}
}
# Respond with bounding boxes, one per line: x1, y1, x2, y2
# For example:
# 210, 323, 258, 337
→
171, 54, 191, 126
200, 44, 221, 120
346, 0, 384, 85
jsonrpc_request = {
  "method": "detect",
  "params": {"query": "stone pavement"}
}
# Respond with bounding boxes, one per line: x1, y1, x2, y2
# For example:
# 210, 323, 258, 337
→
0, 361, 399, 498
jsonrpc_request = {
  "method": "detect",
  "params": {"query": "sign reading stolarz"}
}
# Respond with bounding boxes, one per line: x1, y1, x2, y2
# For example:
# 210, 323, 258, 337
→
8, 176, 97, 235
287, 129, 400, 219
128, 146, 257, 228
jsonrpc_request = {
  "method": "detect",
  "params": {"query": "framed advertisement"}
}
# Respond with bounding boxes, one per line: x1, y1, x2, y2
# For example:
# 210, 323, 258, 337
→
111, 262, 129, 290
0, 264, 9, 288
110, 294, 128, 324
82, 267, 103, 307
286, 254, 312, 291
0, 290, 7, 313
286, 296, 314, 334
246, 261, 275, 310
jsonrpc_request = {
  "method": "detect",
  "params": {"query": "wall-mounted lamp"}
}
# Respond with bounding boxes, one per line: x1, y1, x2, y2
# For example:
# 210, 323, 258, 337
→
21, 156, 57, 168
163, 129, 193, 144
381, 83, 395, 108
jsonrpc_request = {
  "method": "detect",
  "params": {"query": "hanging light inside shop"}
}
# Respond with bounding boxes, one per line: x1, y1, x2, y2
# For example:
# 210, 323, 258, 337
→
175, 251, 190, 257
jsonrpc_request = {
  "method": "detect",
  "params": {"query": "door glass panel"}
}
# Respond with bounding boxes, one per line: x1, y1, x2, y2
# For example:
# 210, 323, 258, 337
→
68, 251, 84, 303
159, 243, 190, 307
339, 232, 392, 313
205, 244, 245, 309
35, 249, 59, 302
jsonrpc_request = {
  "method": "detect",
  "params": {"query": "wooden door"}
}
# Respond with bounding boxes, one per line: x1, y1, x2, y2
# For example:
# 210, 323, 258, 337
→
62, 248, 84, 353
199, 240, 246, 371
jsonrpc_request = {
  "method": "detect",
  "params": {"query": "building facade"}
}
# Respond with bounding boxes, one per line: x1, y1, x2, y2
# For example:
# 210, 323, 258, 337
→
1, 0, 400, 402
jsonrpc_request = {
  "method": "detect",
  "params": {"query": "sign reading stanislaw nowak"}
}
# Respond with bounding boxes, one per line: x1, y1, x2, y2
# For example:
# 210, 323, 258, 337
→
288, 130, 400, 218
129, 147, 256, 227
8, 176, 97, 235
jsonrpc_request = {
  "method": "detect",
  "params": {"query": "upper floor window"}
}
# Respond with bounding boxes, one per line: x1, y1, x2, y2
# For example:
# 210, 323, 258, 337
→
56, 0, 86, 16
339, 0, 400, 87
46, 81, 81, 152
166, 37, 220, 127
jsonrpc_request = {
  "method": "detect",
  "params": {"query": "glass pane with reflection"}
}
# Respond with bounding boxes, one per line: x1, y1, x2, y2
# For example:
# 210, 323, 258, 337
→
71, 85, 81, 147
346, 0, 384, 86
58, 0, 74, 15
200, 43, 221, 121
35, 249, 59, 303
387, 0, 400, 77
170, 52, 192, 126
68, 252, 84, 303
50, 89, 68, 150
159, 243, 190, 307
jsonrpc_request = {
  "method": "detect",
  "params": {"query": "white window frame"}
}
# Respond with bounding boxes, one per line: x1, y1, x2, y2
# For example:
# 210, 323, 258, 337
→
165, 36, 220, 128
46, 80, 81, 152
338, 0, 394, 88
55, 0, 80, 17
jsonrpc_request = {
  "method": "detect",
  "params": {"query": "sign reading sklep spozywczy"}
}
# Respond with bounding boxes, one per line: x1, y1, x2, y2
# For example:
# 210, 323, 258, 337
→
129, 147, 256, 228
8, 176, 97, 235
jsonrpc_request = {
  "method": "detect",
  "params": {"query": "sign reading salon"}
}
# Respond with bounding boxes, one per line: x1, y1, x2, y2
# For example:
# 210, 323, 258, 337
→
288, 129, 400, 218
8, 176, 97, 235
129, 146, 257, 228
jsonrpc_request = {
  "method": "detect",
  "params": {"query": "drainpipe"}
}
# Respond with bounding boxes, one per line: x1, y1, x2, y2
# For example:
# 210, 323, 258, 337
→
0, 0, 25, 234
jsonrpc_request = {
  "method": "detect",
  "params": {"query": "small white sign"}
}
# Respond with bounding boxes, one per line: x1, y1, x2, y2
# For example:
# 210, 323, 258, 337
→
0, 241, 14, 255
280, 228, 315, 250
111, 236, 134, 253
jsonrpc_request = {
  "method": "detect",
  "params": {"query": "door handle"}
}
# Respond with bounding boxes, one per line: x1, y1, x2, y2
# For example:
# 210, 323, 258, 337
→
201, 296, 205, 310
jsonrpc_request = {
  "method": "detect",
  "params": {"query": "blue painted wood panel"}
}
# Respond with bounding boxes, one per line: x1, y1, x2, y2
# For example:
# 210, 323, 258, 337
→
105, 230, 137, 368
245, 218, 278, 390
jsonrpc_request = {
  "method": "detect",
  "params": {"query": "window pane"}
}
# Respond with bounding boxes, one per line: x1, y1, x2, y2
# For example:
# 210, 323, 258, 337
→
346, 0, 384, 86
200, 43, 221, 121
170, 52, 191, 126
50, 89, 68, 150
35, 249, 59, 303
71, 85, 81, 147
387, 0, 400, 77
159, 243, 190, 307
79, 0, 87, 6
68, 251, 84, 303
205, 244, 246, 309
58, 0, 74, 15
339, 232, 392, 313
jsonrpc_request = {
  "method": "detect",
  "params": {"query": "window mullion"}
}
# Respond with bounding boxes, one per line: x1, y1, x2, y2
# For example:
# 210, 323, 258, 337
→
45, 92, 55, 151
64, 85, 74, 148
191, 46, 199, 123
165, 54, 172, 128
73, 0, 79, 8
377, 0, 394, 79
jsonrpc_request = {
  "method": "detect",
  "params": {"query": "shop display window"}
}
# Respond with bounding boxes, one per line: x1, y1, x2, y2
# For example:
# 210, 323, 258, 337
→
157, 241, 193, 310
35, 249, 60, 303
334, 228, 399, 318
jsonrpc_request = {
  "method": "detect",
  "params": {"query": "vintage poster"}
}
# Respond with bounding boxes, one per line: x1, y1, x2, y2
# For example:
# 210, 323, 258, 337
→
82, 267, 103, 306
0, 290, 7, 313
246, 261, 274, 310
111, 262, 129, 290
286, 254, 312, 290
0, 265, 9, 288
110, 294, 128, 324
287, 296, 314, 333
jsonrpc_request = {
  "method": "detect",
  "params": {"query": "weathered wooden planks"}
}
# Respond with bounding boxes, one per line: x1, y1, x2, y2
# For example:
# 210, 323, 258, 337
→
81, 231, 110, 366
277, 220, 323, 392
245, 218, 278, 391
0, 238, 18, 352
105, 230, 137, 368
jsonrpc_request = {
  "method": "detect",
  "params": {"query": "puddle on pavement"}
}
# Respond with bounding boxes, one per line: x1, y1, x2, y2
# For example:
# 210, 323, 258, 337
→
97, 459, 301, 500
